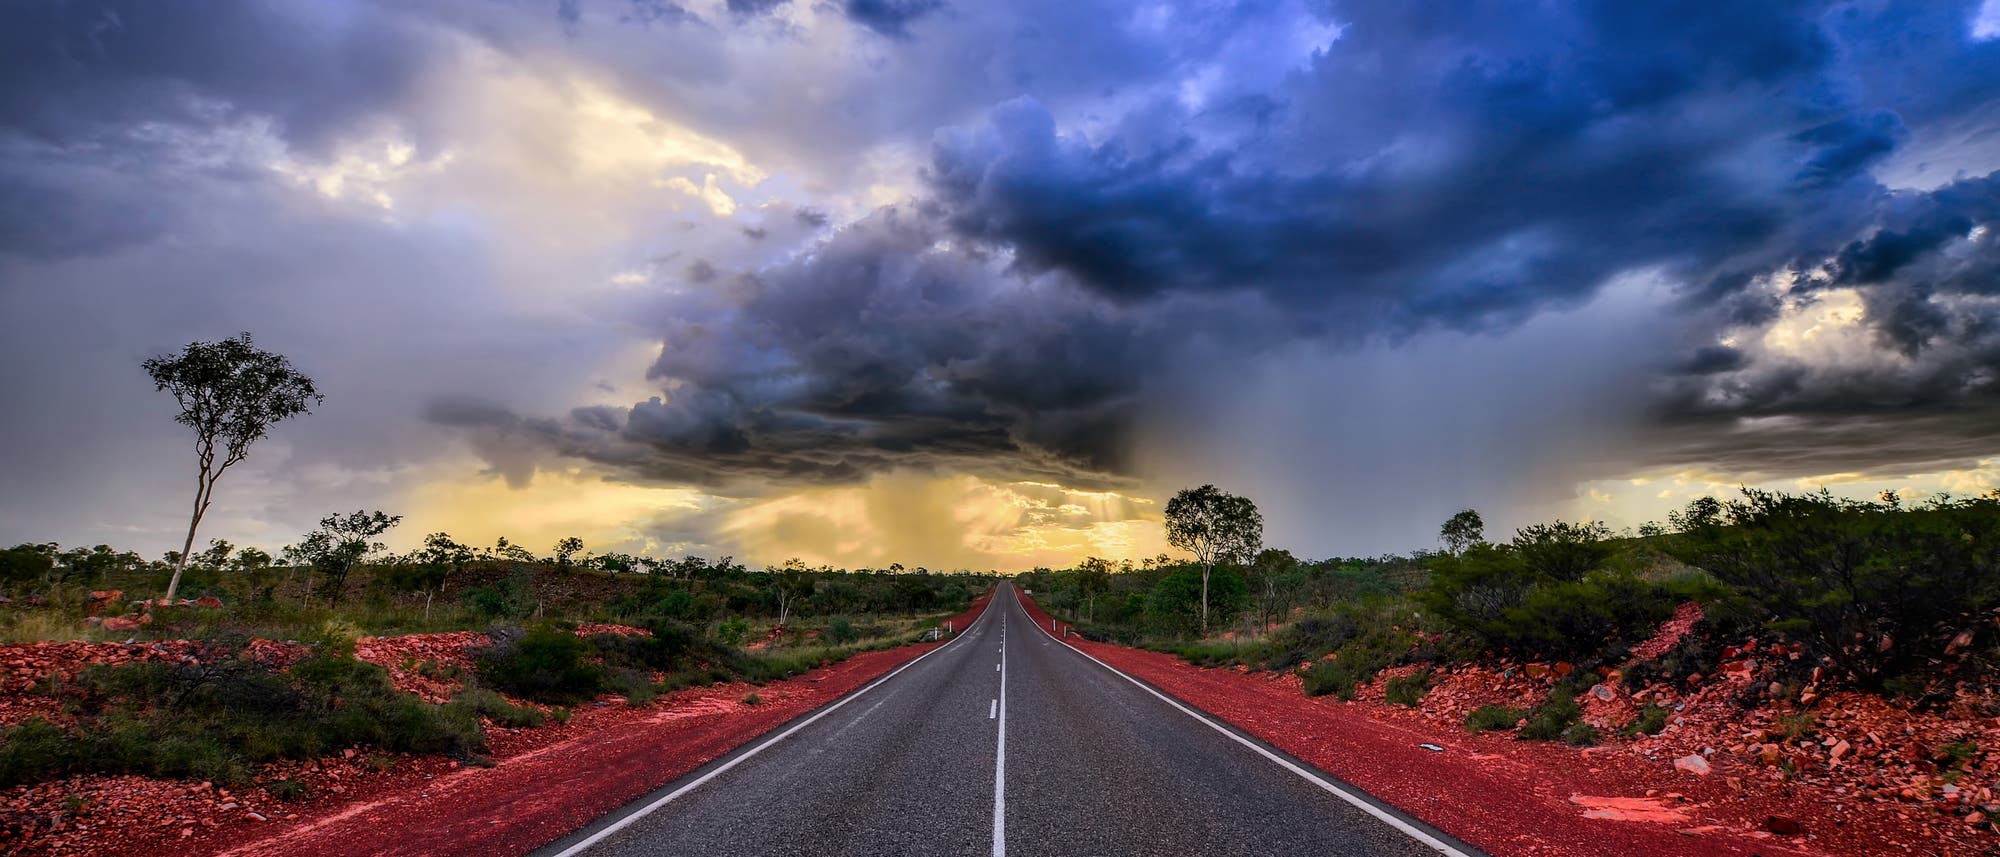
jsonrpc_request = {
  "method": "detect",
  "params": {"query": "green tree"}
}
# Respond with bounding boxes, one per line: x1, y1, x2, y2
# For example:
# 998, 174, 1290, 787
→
285, 511, 401, 605
1073, 556, 1113, 622
1164, 484, 1263, 635
553, 536, 585, 570
1510, 520, 1614, 582
491, 537, 538, 563
55, 544, 144, 585
1249, 548, 1300, 633
1440, 509, 1485, 555
144, 333, 322, 603
770, 559, 814, 629
0, 543, 57, 585
230, 546, 278, 600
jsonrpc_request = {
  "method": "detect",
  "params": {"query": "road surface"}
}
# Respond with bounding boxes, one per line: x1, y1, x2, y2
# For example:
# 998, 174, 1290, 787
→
537, 583, 1481, 857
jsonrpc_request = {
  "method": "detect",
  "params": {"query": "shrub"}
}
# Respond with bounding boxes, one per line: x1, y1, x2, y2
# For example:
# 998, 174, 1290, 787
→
445, 686, 545, 728
1519, 691, 1582, 741
1667, 489, 2000, 690
1260, 614, 1361, 671
826, 617, 859, 645
1384, 669, 1432, 707
716, 617, 750, 645
1562, 721, 1600, 746
0, 718, 73, 786
0, 637, 486, 788
1466, 704, 1525, 733
265, 779, 308, 801
741, 692, 762, 706
1623, 703, 1669, 737
473, 624, 605, 705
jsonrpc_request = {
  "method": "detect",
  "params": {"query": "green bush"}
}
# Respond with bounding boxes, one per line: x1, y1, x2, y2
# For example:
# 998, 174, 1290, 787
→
716, 617, 750, 645
1384, 669, 1432, 707
1667, 489, 2000, 690
1465, 704, 1525, 733
1623, 703, 1669, 737
0, 637, 486, 788
826, 616, 859, 645
445, 685, 545, 728
1519, 690, 1582, 741
473, 624, 605, 705
1562, 721, 1600, 746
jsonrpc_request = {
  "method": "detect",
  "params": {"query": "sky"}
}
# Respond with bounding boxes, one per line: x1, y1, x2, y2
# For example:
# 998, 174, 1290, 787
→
2, 0, 1999, 571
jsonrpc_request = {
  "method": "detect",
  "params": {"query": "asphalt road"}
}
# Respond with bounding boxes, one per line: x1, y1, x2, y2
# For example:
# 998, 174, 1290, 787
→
539, 583, 1481, 857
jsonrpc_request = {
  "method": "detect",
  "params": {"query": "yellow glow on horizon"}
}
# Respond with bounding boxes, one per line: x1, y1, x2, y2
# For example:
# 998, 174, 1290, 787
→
404, 467, 709, 557
716, 472, 1167, 571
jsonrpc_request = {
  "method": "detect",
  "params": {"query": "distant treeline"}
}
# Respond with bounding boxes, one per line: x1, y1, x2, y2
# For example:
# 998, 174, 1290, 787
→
1022, 488, 2000, 701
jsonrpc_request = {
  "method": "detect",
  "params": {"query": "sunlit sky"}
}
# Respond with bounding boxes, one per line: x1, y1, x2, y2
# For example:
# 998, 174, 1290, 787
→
3, 1, 1999, 570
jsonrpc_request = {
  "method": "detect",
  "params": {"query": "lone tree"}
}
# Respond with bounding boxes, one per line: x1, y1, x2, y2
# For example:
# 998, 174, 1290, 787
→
1440, 509, 1486, 555
1164, 484, 1263, 635
144, 333, 321, 603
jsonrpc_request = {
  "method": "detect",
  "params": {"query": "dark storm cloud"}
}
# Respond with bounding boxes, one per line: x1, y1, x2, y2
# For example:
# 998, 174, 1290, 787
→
927, 1, 1924, 336
425, 0, 2000, 494
427, 206, 1264, 491
915, 0, 2000, 483
843, 0, 944, 39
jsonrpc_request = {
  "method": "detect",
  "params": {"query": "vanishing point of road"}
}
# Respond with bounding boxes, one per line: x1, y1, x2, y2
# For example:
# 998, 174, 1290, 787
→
535, 583, 1485, 857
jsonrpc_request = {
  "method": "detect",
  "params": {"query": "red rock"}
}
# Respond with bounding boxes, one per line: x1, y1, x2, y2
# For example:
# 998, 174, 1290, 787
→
1947, 629, 1976, 655
1674, 754, 1711, 776
101, 616, 143, 632
196, 595, 224, 609
1765, 815, 1803, 835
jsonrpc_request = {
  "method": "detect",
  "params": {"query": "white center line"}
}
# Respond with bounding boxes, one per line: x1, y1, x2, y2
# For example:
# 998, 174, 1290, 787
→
989, 698, 997, 718
992, 591, 1009, 857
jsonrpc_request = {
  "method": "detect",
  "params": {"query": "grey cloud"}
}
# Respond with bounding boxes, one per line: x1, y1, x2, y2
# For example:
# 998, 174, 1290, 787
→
844, 0, 944, 39
0, 0, 434, 154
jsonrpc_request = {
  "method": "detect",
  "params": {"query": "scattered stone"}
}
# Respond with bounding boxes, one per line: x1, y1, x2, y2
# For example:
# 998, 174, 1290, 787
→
1674, 754, 1711, 776
1764, 815, 1803, 835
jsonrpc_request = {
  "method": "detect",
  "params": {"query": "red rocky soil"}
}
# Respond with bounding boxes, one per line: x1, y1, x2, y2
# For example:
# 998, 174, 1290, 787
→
0, 591, 990, 857
1021, 591, 1996, 857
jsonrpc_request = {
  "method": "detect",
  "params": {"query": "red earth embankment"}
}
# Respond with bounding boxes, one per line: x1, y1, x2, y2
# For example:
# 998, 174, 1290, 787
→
1015, 591, 1838, 857
4, 590, 992, 857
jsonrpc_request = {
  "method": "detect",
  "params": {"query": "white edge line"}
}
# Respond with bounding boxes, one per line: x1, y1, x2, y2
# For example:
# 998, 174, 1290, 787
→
549, 589, 1003, 857
1019, 591, 1476, 857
